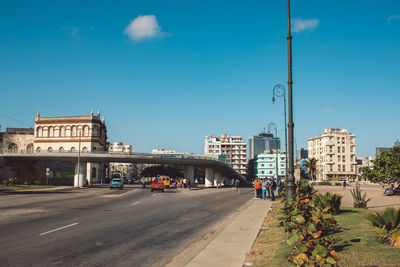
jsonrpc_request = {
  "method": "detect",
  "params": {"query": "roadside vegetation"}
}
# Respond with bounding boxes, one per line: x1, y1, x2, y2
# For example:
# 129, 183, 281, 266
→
0, 177, 55, 190
246, 181, 400, 266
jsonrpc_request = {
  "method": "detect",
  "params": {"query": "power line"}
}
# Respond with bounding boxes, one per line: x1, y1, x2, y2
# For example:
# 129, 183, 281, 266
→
0, 112, 32, 127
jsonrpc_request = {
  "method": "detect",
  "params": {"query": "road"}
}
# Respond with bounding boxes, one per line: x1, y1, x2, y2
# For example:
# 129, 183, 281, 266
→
0, 185, 253, 266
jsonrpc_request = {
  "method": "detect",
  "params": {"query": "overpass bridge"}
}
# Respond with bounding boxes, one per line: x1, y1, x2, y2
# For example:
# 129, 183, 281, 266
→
0, 152, 246, 188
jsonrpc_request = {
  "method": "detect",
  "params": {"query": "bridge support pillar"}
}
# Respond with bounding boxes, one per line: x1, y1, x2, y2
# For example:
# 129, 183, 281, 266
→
214, 172, 222, 187
86, 162, 93, 186
205, 168, 214, 187
184, 165, 195, 187
74, 162, 86, 188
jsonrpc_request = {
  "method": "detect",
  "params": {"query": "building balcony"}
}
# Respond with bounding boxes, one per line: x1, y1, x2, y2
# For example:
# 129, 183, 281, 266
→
326, 161, 334, 164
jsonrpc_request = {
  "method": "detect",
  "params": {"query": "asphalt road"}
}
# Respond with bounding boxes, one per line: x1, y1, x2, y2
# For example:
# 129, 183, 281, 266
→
0, 186, 253, 266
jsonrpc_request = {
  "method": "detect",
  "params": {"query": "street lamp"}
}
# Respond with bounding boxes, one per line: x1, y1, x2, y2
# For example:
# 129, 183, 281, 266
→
285, 0, 296, 199
268, 122, 279, 180
272, 84, 288, 179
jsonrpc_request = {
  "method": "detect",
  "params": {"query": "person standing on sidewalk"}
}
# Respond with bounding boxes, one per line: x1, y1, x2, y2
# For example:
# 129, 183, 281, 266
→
255, 179, 262, 199
262, 179, 268, 200
277, 178, 283, 197
269, 178, 276, 201
266, 178, 271, 198
234, 178, 240, 193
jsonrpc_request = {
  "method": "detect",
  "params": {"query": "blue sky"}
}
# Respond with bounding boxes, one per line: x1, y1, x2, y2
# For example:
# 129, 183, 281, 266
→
0, 0, 399, 156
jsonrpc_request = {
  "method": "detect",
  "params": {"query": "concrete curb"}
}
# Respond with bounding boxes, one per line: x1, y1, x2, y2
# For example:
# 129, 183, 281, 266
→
186, 198, 273, 267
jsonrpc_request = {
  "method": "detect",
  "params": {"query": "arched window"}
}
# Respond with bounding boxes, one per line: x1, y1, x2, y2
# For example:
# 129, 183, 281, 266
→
27, 144, 33, 153
49, 127, 54, 137
72, 127, 77, 137
70, 147, 76, 152
7, 143, 18, 152
84, 126, 89, 137
47, 147, 53, 153
36, 147, 41, 153
93, 126, 98, 137
59, 147, 64, 152
54, 127, 59, 137
60, 127, 65, 137
37, 127, 42, 137
82, 147, 88, 153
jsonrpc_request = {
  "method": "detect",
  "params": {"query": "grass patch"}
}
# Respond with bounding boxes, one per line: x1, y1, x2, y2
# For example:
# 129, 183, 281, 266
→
334, 207, 400, 267
245, 201, 291, 266
0, 185, 56, 190
246, 205, 400, 266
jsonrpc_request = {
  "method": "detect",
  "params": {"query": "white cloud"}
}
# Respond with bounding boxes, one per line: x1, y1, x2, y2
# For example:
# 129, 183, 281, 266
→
124, 15, 169, 41
324, 107, 332, 113
388, 14, 400, 23
62, 26, 81, 37
292, 18, 320, 33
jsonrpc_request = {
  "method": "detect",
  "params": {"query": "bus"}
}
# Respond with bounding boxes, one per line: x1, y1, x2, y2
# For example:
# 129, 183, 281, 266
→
156, 175, 171, 187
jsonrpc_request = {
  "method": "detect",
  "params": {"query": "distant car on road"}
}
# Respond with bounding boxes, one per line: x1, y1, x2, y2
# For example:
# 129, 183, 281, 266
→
150, 181, 164, 192
110, 178, 124, 190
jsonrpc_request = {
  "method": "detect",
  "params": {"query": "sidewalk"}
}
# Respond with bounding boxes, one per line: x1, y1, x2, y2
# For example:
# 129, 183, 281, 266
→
0, 186, 74, 193
186, 198, 273, 267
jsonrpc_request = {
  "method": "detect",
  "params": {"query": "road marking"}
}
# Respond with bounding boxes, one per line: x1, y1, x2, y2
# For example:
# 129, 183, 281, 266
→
39, 222, 79, 236
131, 201, 141, 206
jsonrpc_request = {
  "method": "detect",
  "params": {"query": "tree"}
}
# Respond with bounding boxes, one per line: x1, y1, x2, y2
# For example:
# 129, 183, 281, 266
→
361, 146, 400, 183
305, 158, 318, 181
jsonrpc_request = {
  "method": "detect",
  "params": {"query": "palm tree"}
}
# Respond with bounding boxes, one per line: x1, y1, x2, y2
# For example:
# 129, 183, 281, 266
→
306, 157, 318, 181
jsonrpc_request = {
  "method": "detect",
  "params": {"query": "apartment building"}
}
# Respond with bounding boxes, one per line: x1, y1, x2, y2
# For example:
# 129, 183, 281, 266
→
205, 134, 247, 176
108, 142, 133, 177
308, 128, 357, 181
108, 142, 132, 153
254, 150, 287, 179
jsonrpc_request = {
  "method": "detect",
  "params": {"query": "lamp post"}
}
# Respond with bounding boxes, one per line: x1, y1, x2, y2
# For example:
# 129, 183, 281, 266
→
268, 122, 279, 180
272, 84, 288, 179
285, 0, 296, 199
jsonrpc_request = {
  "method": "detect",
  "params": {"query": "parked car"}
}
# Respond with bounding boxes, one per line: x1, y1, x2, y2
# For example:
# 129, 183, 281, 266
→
110, 178, 124, 190
150, 181, 164, 192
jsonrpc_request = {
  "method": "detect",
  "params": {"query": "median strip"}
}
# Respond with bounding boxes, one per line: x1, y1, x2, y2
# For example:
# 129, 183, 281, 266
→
39, 222, 79, 236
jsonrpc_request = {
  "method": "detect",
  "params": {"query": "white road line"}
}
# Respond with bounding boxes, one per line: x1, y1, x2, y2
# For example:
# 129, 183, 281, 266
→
39, 222, 79, 236
131, 201, 141, 206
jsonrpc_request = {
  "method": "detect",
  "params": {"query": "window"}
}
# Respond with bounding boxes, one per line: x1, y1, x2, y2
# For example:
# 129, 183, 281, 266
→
351, 165, 354, 172
82, 147, 88, 153
343, 165, 346, 171
72, 127, 77, 137
338, 146, 341, 153
61, 127, 65, 137
261, 171, 264, 174
49, 127, 54, 137
59, 147, 64, 152
36, 147, 41, 153
269, 171, 273, 174
330, 165, 333, 171
48, 147, 53, 153
37, 127, 42, 137
342, 137, 345, 144
93, 126, 98, 137
338, 165, 341, 171
342, 146, 345, 153
84, 126, 89, 137
70, 147, 76, 152
337, 155, 340, 161
280, 164, 284, 167
261, 164, 264, 167
342, 156, 345, 162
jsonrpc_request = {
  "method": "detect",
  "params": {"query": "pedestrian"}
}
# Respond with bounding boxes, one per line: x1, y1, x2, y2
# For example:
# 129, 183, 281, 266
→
235, 178, 240, 193
266, 178, 271, 198
343, 180, 347, 189
277, 178, 283, 197
262, 179, 267, 200
270, 178, 276, 201
232, 179, 236, 191
253, 179, 257, 198
255, 179, 262, 199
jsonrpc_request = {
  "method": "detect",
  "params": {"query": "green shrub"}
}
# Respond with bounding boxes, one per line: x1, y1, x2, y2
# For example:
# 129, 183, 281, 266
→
280, 181, 340, 266
317, 180, 332, 186
34, 180, 41, 185
364, 207, 400, 248
350, 186, 370, 208
315, 192, 342, 215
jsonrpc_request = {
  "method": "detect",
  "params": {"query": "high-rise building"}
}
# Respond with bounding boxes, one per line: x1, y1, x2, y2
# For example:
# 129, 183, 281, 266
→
254, 150, 287, 179
308, 128, 357, 181
205, 134, 247, 176
376, 147, 391, 156
248, 132, 280, 160
298, 148, 308, 160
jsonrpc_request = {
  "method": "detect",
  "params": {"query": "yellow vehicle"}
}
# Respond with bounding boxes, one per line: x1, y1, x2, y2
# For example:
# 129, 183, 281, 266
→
156, 175, 171, 187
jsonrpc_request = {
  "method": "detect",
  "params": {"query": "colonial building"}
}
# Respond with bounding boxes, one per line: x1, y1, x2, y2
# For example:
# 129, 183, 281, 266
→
254, 150, 287, 179
248, 132, 280, 160
205, 134, 247, 176
0, 128, 34, 154
308, 128, 357, 181
34, 110, 107, 153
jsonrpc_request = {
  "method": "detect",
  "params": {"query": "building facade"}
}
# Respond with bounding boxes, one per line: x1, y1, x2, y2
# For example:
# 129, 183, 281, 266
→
205, 134, 247, 176
308, 128, 357, 181
254, 150, 287, 179
298, 148, 308, 160
108, 142, 132, 153
0, 128, 34, 154
356, 156, 374, 181
248, 132, 280, 160
33, 111, 107, 153
376, 147, 391, 156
